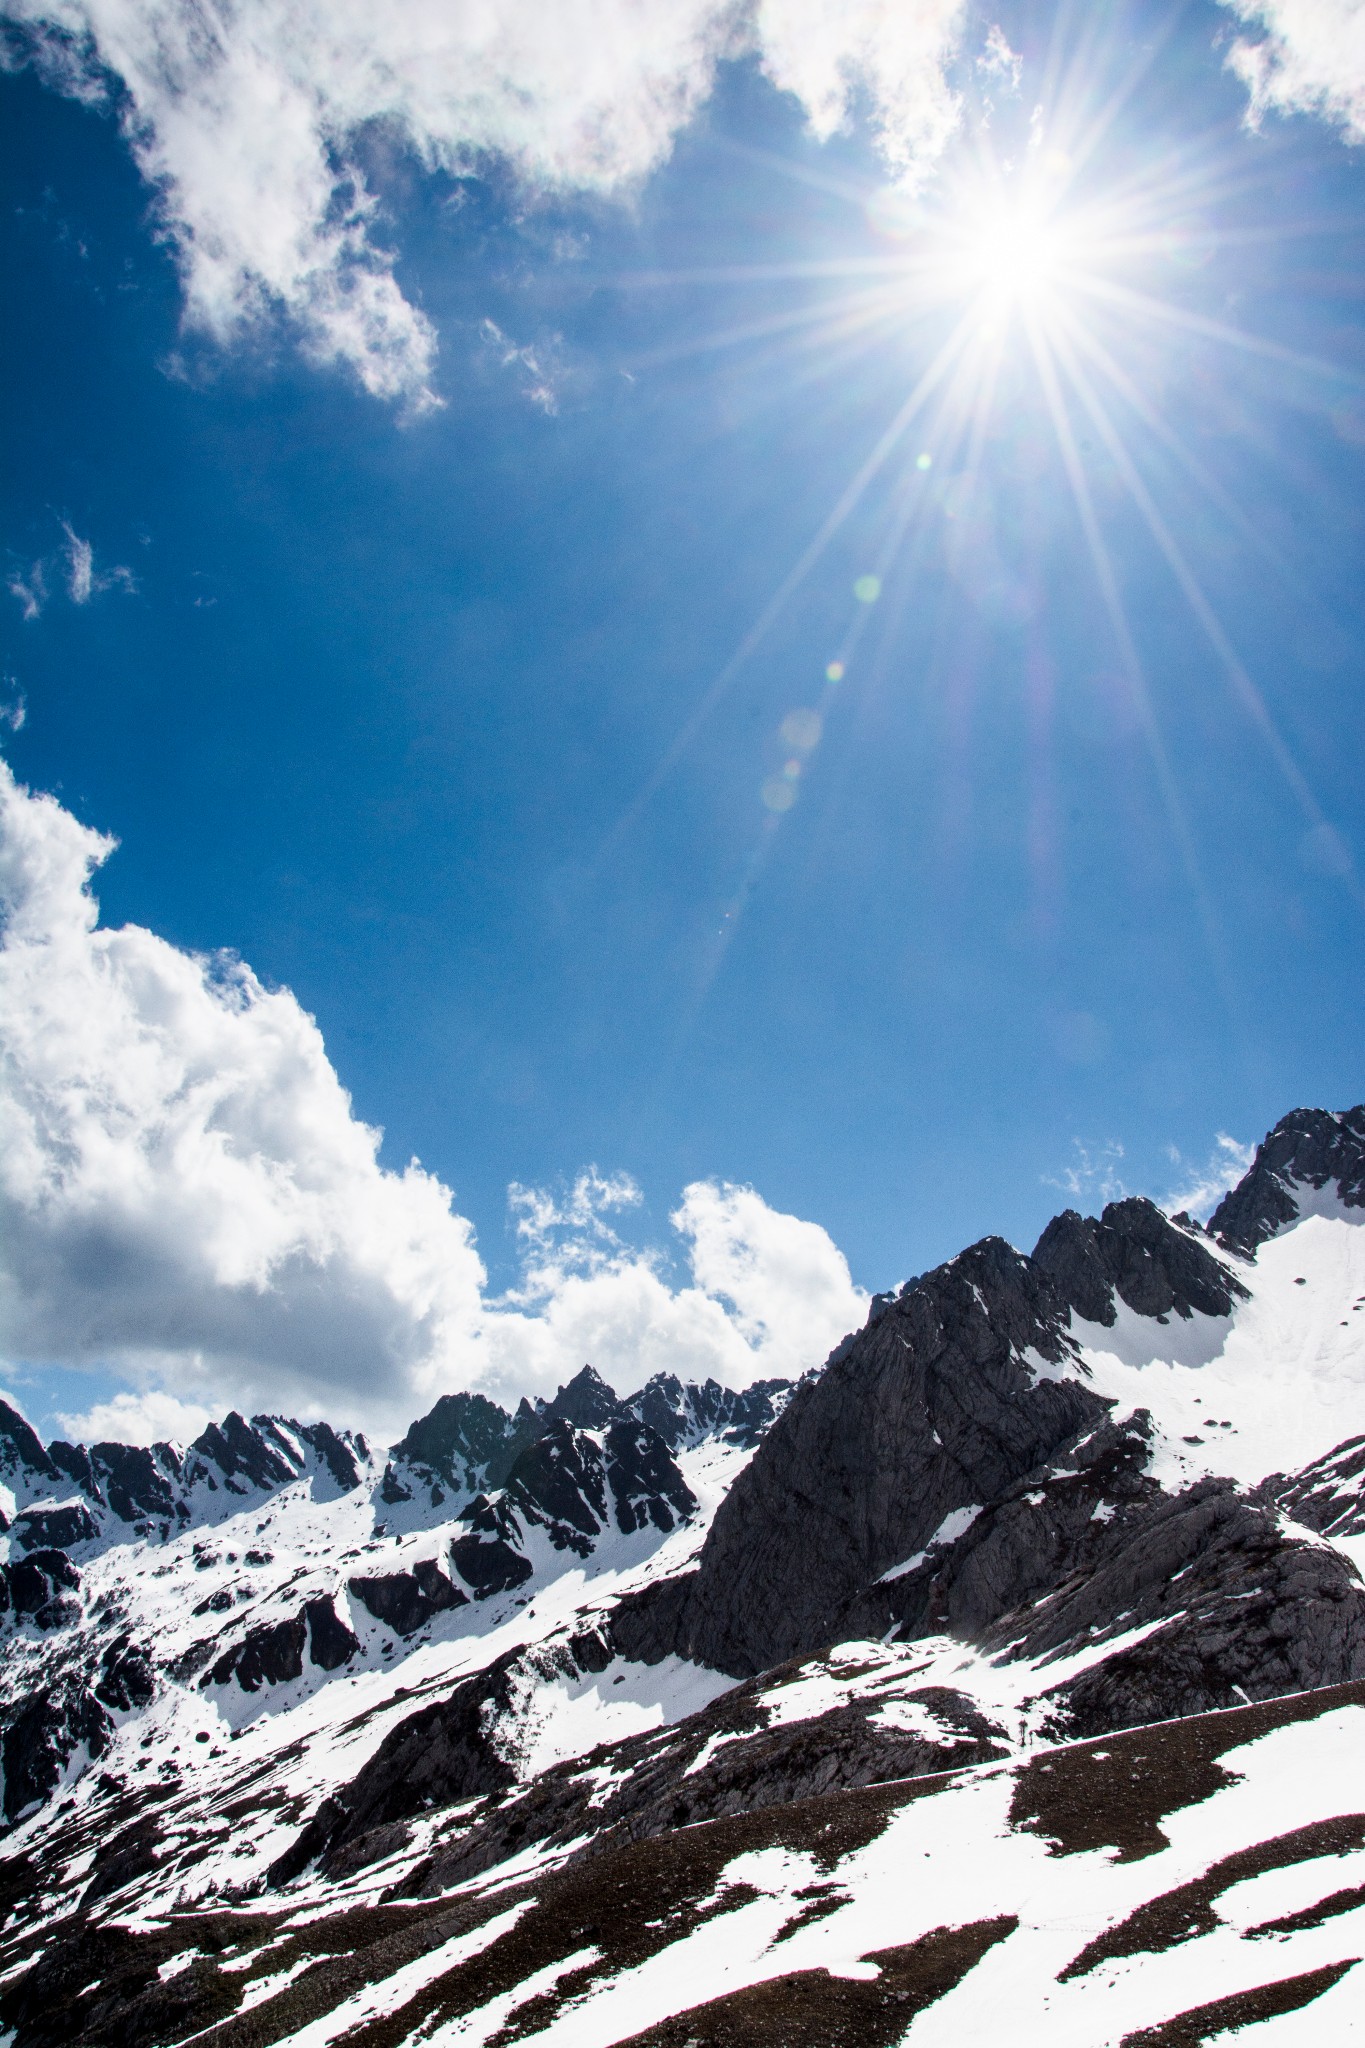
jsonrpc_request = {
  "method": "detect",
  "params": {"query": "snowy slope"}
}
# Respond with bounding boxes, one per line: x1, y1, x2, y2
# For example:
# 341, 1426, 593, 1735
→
3, 1104, 1365, 2048
1071, 1208, 1365, 1492
6, 1676, 1364, 2047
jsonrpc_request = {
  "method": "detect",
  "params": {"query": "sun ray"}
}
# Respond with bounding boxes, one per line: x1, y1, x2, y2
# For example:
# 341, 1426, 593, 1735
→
583, 5, 1363, 1025
1023, 307, 1240, 1011
1047, 309, 1365, 909
592, 303, 984, 868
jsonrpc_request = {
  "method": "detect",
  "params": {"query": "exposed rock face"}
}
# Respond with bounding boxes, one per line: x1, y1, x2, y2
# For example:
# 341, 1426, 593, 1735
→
0, 1400, 366, 1585
437, 1414, 699, 1587
668, 1237, 1108, 1677
12, 1504, 99, 1554
605, 1420, 699, 1534
348, 1562, 466, 1636
272, 1652, 530, 1879
540, 1366, 627, 1430
500, 1420, 614, 1555
1259, 1434, 1365, 1538
449, 1494, 535, 1598
839, 1409, 1164, 1646
380, 1367, 774, 1528
87, 1443, 184, 1526
273, 1631, 1009, 1890
206, 1614, 308, 1693
303, 1596, 362, 1671
1, 1681, 112, 1822
186, 1413, 299, 1496
293, 1422, 364, 1493
1028, 1483, 1365, 1736
0, 1403, 59, 1499
500, 1417, 697, 1552
1209, 1103, 1365, 1252
1032, 1196, 1247, 1326
628, 1373, 794, 1451
398, 1674, 1007, 1899
837, 1407, 1365, 1739
93, 1638, 156, 1712
2, 1550, 81, 1631
200, 1595, 362, 1690
388, 1391, 542, 1504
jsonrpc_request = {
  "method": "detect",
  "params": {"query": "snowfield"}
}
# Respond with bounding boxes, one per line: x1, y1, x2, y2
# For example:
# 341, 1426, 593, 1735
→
2, 1105, 1365, 2045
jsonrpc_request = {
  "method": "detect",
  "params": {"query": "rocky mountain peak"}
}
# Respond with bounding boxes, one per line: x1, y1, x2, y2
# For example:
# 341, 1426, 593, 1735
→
389, 1389, 539, 1497
539, 1365, 627, 1431
0, 1400, 59, 1499
666, 1232, 1107, 1677
1209, 1103, 1365, 1252
1032, 1193, 1247, 1327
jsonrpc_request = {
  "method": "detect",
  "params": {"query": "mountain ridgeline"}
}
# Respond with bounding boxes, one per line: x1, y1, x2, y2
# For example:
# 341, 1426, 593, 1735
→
2, 1105, 1365, 2048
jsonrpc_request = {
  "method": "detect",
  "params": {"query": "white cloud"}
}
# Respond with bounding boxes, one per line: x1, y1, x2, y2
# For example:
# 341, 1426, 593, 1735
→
7, 526, 134, 618
1219, 1, 1365, 142
976, 22, 1021, 92
61, 522, 136, 602
3, 0, 968, 409
0, 759, 867, 1441
478, 1170, 867, 1403
479, 318, 564, 415
755, 0, 963, 181
1043, 1139, 1127, 1205
55, 1387, 213, 1445
63, 522, 94, 603
7, 562, 47, 621
1163, 1132, 1255, 1219
673, 1177, 865, 1369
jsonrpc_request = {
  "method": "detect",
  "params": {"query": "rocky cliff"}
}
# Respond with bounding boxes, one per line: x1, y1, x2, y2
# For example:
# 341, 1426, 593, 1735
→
2, 1103, 1365, 2048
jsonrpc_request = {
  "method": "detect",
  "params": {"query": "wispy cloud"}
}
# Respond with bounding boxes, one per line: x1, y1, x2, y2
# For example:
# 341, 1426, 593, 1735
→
6, 562, 46, 621
480, 319, 564, 415
977, 22, 1022, 92
60, 520, 135, 604
63, 522, 94, 604
3, 0, 969, 410
1043, 1139, 1128, 1205
1163, 1133, 1255, 1219
7, 522, 135, 619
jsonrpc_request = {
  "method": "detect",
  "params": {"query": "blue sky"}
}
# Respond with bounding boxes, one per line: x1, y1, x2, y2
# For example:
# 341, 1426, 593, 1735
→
2, 0, 1364, 1441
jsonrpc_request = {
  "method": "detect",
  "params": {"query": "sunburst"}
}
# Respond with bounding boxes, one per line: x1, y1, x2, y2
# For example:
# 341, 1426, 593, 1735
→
599, 22, 1365, 1026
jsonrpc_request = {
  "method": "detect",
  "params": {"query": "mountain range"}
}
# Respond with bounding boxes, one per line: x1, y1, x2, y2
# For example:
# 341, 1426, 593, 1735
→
2, 1104, 1365, 2045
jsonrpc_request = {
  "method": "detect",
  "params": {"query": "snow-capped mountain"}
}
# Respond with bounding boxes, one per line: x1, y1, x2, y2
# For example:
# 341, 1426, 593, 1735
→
3, 1105, 1365, 2046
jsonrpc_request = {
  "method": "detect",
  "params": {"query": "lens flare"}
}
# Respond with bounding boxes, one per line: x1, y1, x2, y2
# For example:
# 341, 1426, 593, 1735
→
780, 708, 822, 751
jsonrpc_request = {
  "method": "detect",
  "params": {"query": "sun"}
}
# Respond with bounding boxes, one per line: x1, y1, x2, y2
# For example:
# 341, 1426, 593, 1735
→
958, 193, 1075, 306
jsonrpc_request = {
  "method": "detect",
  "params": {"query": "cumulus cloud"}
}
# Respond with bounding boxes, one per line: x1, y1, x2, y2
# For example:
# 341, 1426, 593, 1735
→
1220, 0, 1365, 142
480, 1169, 867, 1401
0, 759, 866, 1440
755, 0, 963, 180
2, 0, 968, 409
54, 1387, 214, 1445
